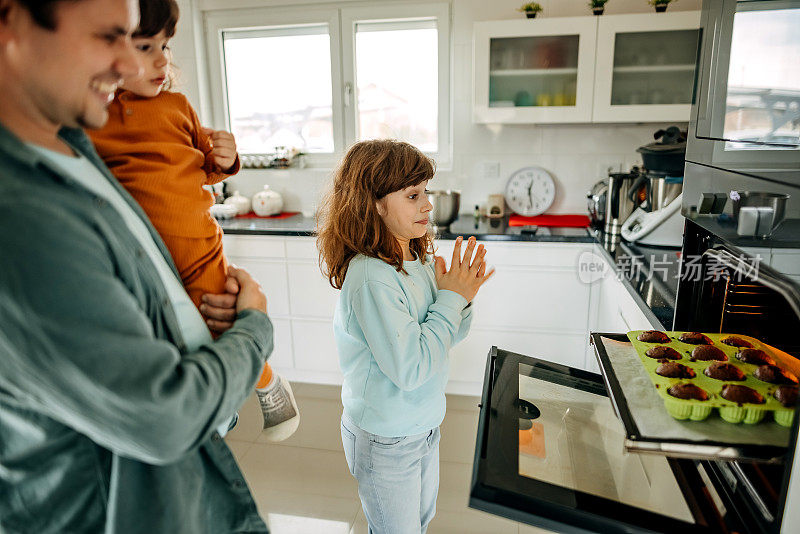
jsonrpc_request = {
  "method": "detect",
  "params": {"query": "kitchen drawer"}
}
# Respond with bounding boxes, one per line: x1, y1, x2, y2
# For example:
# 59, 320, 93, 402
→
469, 267, 590, 330
287, 262, 339, 318
222, 235, 285, 259
435, 240, 591, 268
284, 236, 319, 260
228, 258, 290, 317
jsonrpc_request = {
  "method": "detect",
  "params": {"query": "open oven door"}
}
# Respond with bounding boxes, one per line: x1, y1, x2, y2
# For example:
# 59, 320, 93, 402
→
470, 346, 724, 533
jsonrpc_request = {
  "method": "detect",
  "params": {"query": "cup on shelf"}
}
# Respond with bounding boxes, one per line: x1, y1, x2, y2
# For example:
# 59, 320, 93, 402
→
536, 93, 553, 107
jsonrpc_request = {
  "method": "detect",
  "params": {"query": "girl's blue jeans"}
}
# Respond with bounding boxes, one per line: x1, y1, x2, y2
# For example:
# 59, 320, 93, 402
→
341, 415, 440, 534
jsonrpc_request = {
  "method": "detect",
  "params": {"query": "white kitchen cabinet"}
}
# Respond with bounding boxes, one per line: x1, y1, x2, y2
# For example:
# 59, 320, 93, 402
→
286, 262, 339, 318
473, 12, 700, 124
233, 259, 291, 317
473, 17, 598, 124
592, 12, 701, 123
223, 235, 661, 392
290, 318, 342, 380
437, 240, 594, 387
449, 327, 587, 396
269, 318, 294, 370
221, 235, 285, 259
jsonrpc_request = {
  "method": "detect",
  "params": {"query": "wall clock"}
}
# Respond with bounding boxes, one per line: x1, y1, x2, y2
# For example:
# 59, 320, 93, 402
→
504, 167, 556, 216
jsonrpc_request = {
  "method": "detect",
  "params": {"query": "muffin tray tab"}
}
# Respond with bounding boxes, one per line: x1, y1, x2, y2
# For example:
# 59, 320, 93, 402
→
627, 331, 797, 426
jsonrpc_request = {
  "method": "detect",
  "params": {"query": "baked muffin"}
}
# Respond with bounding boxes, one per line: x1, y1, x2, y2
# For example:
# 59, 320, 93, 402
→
637, 330, 671, 343
679, 332, 713, 345
735, 348, 776, 366
656, 362, 696, 379
704, 362, 746, 381
721, 336, 753, 348
668, 383, 709, 401
721, 384, 764, 404
774, 386, 799, 408
753, 365, 799, 385
691, 345, 728, 361
645, 346, 682, 360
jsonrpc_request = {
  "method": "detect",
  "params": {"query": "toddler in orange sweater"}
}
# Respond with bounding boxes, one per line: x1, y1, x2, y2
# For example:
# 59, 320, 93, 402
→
89, 0, 299, 441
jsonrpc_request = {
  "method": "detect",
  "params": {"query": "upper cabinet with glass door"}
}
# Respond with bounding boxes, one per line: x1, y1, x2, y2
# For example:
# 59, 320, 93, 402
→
593, 11, 701, 122
473, 18, 598, 123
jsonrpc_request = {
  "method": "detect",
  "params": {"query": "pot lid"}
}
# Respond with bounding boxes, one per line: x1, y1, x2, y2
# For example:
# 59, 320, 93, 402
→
637, 125, 686, 155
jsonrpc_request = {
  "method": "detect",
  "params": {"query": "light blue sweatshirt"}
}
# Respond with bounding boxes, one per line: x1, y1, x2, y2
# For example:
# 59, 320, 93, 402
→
334, 254, 473, 437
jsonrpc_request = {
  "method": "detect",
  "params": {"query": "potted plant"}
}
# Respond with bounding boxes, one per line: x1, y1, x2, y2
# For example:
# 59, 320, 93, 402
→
589, 0, 609, 15
517, 2, 543, 18
649, 0, 674, 13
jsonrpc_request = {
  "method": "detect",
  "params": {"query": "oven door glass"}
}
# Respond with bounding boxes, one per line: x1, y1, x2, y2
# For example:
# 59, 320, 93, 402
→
470, 347, 718, 533
697, 0, 800, 152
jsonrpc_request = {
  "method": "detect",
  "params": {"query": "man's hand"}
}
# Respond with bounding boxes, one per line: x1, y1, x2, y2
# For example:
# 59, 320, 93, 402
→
227, 264, 267, 315
201, 127, 238, 172
201, 275, 241, 334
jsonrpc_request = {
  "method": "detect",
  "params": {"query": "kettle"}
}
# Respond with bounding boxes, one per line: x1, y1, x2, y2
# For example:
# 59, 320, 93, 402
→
586, 180, 607, 230
604, 169, 640, 239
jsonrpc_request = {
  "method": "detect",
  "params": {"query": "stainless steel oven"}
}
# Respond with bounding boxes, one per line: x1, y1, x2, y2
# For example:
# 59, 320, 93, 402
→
689, 0, 800, 180
470, 1, 800, 532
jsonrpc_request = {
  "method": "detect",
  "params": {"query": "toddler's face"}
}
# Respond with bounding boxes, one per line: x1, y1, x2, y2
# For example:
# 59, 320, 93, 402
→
121, 30, 171, 98
376, 181, 433, 246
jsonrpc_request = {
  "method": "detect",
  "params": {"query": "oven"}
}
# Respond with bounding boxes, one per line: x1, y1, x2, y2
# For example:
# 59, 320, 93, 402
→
469, 1, 800, 531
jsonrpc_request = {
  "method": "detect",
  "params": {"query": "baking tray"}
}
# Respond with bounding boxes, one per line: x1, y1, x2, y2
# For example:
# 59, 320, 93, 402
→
590, 333, 796, 462
627, 331, 796, 426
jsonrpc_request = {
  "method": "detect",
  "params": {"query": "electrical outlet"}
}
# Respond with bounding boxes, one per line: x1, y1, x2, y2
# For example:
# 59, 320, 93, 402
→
595, 160, 623, 180
478, 160, 500, 180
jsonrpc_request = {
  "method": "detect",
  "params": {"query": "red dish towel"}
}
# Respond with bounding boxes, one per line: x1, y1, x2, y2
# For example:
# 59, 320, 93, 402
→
508, 214, 591, 228
235, 211, 300, 220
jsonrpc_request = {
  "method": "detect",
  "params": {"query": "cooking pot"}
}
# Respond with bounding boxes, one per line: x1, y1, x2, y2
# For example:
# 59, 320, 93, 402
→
636, 126, 686, 176
427, 190, 460, 230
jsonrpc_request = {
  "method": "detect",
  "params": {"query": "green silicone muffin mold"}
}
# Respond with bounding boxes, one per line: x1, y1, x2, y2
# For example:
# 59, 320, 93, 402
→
627, 331, 797, 426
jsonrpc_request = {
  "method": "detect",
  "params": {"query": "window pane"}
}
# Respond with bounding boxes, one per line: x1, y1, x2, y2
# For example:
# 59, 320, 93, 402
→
223, 26, 334, 153
355, 20, 438, 152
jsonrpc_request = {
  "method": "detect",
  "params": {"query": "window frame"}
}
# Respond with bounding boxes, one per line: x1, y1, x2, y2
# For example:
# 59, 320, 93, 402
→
203, 2, 451, 169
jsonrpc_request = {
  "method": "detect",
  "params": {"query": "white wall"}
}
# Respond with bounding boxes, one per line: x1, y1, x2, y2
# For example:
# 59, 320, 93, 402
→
171, 0, 701, 214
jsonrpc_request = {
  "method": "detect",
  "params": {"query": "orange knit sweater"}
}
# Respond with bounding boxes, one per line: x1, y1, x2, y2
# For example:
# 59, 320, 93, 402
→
89, 90, 239, 238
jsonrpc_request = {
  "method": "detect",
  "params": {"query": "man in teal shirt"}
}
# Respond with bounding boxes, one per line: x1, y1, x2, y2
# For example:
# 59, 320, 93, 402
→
0, 0, 273, 532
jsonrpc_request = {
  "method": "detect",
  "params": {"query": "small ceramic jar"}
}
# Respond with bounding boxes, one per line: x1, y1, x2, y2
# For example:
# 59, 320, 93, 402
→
224, 190, 251, 215
252, 185, 284, 216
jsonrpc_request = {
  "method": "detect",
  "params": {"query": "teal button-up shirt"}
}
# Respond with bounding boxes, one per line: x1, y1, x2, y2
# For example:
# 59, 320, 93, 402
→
0, 122, 272, 533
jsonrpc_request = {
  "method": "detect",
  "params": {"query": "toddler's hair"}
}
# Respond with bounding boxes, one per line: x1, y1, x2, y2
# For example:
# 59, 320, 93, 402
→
134, 0, 180, 90
135, 0, 179, 39
317, 140, 436, 289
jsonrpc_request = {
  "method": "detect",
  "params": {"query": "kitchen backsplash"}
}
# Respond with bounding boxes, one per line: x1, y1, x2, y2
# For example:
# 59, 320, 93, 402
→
173, 0, 699, 215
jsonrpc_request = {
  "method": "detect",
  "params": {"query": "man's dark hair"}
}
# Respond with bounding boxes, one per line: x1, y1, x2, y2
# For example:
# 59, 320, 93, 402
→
16, 0, 79, 30
134, 0, 178, 39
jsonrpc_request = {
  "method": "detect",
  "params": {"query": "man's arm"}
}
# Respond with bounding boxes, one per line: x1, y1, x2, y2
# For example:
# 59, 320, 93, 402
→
0, 202, 272, 465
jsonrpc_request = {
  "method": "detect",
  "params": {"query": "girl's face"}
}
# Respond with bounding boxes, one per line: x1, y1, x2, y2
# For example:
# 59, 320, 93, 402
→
121, 30, 170, 97
376, 181, 433, 252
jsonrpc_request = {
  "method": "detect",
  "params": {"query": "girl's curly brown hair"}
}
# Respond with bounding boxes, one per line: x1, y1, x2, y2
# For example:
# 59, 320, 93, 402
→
317, 140, 436, 290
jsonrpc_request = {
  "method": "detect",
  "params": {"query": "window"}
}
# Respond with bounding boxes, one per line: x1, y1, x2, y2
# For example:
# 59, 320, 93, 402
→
204, 3, 451, 167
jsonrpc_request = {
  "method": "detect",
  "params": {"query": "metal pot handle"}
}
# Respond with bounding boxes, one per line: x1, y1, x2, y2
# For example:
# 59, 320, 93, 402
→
627, 174, 646, 204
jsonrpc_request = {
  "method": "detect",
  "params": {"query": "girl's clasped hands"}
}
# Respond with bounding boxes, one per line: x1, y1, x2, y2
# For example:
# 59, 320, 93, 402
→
434, 236, 494, 303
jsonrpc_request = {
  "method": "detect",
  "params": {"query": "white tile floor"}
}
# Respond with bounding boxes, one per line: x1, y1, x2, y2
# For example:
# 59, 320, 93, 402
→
226, 383, 552, 533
